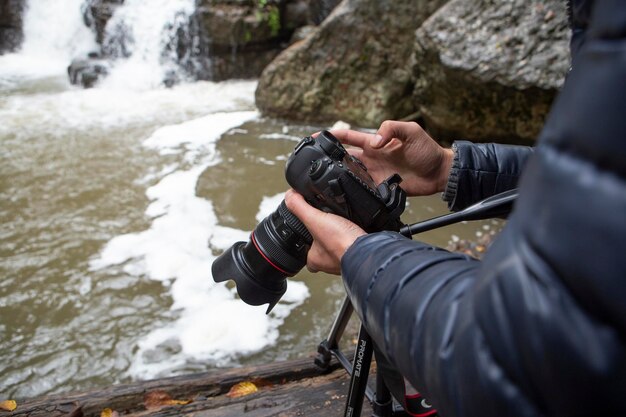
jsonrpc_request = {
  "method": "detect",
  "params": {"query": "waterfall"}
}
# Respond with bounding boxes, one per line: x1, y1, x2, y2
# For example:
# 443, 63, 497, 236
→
0, 0, 97, 78
100, 0, 196, 89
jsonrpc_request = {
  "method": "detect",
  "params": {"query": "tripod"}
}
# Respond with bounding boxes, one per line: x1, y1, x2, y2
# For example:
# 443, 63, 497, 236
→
314, 189, 518, 417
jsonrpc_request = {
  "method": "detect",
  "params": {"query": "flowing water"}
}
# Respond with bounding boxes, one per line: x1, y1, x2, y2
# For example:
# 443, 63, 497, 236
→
0, 0, 500, 399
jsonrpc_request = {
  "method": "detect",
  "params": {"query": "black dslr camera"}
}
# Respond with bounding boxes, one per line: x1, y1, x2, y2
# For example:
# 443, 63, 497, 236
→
212, 131, 407, 313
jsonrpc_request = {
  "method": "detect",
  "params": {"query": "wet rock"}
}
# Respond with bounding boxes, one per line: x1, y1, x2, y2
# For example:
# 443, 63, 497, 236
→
289, 24, 317, 44
308, 0, 342, 24
0, 0, 26, 53
67, 57, 110, 88
188, 0, 288, 81
187, 0, 337, 81
412, 0, 570, 143
255, 0, 448, 128
83, 0, 124, 45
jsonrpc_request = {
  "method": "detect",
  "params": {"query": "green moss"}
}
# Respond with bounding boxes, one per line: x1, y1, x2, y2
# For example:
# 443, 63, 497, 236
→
267, 7, 280, 37
255, 0, 281, 38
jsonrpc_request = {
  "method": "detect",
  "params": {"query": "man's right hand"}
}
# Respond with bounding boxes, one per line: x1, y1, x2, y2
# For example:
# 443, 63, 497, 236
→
329, 120, 453, 197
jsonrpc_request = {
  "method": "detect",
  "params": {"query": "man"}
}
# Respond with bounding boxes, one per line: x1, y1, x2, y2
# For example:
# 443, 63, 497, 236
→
285, 1, 626, 415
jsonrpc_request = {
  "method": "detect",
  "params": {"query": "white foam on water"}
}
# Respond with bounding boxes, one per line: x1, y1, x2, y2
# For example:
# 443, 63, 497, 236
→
0, 80, 258, 138
259, 133, 302, 142
256, 192, 287, 223
90, 111, 310, 379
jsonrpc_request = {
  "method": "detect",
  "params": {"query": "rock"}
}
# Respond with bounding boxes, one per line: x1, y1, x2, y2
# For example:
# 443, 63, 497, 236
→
83, 0, 124, 45
289, 24, 317, 44
255, 0, 448, 128
0, 0, 25, 53
73, 0, 341, 85
412, 0, 570, 143
188, 1, 287, 81
308, 0, 342, 24
67, 57, 110, 88
284, 0, 310, 29
188, 0, 333, 81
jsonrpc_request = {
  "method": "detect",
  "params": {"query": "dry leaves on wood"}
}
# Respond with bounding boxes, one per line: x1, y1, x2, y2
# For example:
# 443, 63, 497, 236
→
100, 408, 120, 417
143, 390, 191, 410
0, 400, 17, 412
226, 381, 259, 398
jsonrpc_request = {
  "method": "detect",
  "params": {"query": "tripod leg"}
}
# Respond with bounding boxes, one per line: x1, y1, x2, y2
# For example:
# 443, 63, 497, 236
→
371, 371, 393, 417
344, 324, 374, 417
315, 295, 353, 370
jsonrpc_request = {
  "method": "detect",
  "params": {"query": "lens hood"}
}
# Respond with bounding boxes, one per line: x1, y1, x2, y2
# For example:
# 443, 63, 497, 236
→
212, 242, 286, 314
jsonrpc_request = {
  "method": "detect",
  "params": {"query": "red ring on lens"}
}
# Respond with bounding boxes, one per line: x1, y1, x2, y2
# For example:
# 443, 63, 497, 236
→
251, 231, 292, 275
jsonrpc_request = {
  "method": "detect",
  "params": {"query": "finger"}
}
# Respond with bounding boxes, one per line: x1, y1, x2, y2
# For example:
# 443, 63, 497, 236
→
284, 189, 326, 232
328, 129, 375, 149
307, 244, 341, 275
373, 120, 421, 149
346, 148, 363, 159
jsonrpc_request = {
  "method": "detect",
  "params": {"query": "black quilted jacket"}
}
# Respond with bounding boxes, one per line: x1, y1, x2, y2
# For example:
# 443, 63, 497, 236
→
341, 1, 626, 416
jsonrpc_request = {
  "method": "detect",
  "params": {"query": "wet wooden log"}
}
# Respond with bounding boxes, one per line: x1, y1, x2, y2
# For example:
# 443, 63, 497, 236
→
9, 356, 373, 417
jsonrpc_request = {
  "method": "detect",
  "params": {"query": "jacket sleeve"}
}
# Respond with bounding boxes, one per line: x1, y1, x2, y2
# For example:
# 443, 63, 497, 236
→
442, 141, 533, 212
341, 3, 626, 416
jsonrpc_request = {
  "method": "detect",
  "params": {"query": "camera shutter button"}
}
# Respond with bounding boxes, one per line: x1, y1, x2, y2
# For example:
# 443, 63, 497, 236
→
309, 159, 325, 180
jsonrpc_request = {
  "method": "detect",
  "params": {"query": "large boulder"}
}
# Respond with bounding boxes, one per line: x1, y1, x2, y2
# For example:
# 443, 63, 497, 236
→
0, 0, 25, 53
412, 0, 570, 143
188, 0, 291, 81
255, 0, 448, 128
189, 0, 339, 81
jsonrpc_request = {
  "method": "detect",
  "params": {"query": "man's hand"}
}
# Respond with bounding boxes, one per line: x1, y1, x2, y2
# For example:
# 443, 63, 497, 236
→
285, 189, 365, 275
328, 120, 453, 196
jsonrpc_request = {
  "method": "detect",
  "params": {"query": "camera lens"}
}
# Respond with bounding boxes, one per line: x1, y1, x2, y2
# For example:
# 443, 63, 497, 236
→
212, 201, 312, 313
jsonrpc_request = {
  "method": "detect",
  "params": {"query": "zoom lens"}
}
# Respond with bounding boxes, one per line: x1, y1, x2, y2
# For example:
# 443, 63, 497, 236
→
212, 200, 312, 313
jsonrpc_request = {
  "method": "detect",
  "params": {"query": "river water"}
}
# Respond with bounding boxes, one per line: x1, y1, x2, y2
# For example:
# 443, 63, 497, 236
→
0, 0, 499, 399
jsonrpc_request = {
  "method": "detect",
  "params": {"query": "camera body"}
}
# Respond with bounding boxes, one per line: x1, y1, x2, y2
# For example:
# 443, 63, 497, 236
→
212, 130, 407, 313
286, 131, 406, 233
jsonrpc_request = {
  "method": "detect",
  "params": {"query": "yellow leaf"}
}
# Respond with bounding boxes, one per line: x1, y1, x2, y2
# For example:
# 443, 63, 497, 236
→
165, 399, 191, 406
143, 390, 191, 410
0, 400, 17, 412
226, 381, 258, 398
100, 408, 119, 417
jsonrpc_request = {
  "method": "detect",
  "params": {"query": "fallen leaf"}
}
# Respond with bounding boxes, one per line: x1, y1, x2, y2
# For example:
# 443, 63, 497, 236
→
226, 381, 258, 398
144, 390, 191, 410
0, 400, 17, 412
101, 408, 120, 417
250, 378, 273, 388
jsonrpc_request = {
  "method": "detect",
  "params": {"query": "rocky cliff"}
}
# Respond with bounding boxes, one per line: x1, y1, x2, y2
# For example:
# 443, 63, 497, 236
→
255, 0, 571, 143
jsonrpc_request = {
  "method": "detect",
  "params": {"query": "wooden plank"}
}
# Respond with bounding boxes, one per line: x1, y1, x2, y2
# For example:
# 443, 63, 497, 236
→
8, 356, 374, 417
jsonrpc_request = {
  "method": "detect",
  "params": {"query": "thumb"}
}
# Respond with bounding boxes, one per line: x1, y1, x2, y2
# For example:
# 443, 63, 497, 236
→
284, 189, 324, 231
